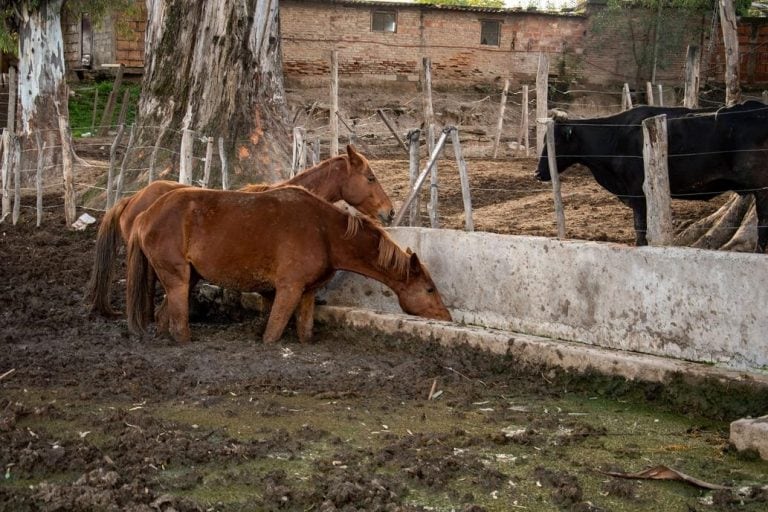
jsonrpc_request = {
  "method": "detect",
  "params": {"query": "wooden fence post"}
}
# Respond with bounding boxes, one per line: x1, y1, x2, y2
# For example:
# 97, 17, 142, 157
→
11, 134, 20, 225
376, 109, 408, 154
116, 89, 131, 128
1, 66, 16, 219
520, 84, 530, 156
763, 90, 768, 104
683, 45, 701, 108
114, 124, 136, 202
35, 133, 44, 227
449, 128, 473, 231
218, 137, 229, 190
646, 81, 654, 106
719, 0, 741, 106
330, 50, 339, 157
657, 84, 664, 106
641, 114, 673, 246
407, 128, 421, 227
202, 136, 214, 188
536, 53, 549, 156
312, 136, 320, 166
90, 88, 99, 134
622, 83, 633, 110
148, 125, 167, 183
105, 124, 125, 209
58, 113, 77, 227
291, 126, 306, 176
179, 128, 194, 185
492, 78, 510, 159
422, 56, 439, 228
97, 63, 124, 136
393, 127, 450, 227
544, 119, 566, 238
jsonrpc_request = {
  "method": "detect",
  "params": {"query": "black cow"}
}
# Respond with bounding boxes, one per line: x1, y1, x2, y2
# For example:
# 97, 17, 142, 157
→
535, 101, 768, 252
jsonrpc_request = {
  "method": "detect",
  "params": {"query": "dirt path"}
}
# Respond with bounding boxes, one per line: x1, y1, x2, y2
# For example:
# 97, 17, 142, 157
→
1, 200, 766, 511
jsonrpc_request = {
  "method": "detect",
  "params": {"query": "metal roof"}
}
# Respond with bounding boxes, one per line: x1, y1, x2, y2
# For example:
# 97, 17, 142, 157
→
289, 0, 585, 16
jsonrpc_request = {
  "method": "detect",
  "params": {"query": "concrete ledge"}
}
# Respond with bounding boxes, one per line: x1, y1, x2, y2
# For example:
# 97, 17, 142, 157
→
730, 416, 768, 461
316, 305, 768, 389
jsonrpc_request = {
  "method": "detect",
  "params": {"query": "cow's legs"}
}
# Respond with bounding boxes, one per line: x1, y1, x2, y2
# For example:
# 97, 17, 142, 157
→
263, 285, 304, 344
630, 200, 648, 246
294, 291, 316, 343
754, 191, 768, 253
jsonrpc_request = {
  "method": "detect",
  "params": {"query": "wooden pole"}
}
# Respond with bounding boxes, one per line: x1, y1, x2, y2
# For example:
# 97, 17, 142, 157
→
763, 90, 768, 104
114, 124, 136, 202
58, 113, 77, 227
35, 133, 43, 227
450, 128, 473, 231
105, 124, 125, 209
641, 114, 673, 246
218, 136, 229, 190
11, 134, 19, 225
646, 81, 654, 106
621, 83, 633, 110
148, 125, 167, 183
291, 126, 306, 176
422, 56, 439, 228
492, 78, 510, 159
179, 128, 194, 185
90, 88, 99, 134
376, 109, 409, 154
116, 89, 131, 128
657, 84, 664, 106
202, 136, 214, 188
312, 136, 320, 166
683, 45, 701, 108
393, 127, 450, 227
97, 63, 124, 136
330, 50, 339, 157
719, 0, 741, 106
544, 119, 566, 239
407, 128, 421, 227
536, 53, 549, 156
521, 84, 530, 156
7, 66, 16, 133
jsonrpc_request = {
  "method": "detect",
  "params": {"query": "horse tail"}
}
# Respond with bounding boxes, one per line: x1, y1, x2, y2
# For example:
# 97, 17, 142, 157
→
87, 198, 129, 316
126, 229, 151, 335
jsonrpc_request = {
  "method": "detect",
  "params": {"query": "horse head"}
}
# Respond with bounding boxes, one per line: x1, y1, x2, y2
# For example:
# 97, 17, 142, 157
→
397, 251, 452, 321
340, 145, 395, 225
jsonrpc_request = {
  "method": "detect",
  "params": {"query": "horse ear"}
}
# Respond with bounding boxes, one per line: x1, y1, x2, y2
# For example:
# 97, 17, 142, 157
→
346, 144, 362, 165
408, 252, 422, 276
405, 247, 413, 255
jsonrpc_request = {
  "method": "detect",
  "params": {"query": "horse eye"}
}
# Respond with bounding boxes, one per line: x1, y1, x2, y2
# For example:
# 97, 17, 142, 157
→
367, 176, 376, 183
426, 287, 435, 294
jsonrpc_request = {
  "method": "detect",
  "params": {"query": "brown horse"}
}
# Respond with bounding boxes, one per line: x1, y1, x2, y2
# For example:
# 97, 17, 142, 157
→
126, 186, 451, 344
88, 144, 393, 317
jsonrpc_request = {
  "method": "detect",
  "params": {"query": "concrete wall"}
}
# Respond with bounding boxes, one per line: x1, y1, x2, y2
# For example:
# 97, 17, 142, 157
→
323, 228, 768, 371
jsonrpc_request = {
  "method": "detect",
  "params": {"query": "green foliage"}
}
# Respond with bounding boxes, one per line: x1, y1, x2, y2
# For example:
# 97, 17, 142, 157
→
68, 80, 140, 137
416, 0, 506, 8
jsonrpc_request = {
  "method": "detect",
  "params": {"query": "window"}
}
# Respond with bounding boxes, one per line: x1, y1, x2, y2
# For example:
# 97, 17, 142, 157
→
372, 10, 396, 33
480, 20, 500, 46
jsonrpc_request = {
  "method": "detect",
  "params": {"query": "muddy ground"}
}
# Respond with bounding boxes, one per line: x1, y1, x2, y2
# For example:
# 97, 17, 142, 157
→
1, 184, 767, 511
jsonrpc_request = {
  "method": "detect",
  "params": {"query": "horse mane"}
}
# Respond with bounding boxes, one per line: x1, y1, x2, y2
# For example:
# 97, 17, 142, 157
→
376, 231, 410, 281
344, 214, 363, 239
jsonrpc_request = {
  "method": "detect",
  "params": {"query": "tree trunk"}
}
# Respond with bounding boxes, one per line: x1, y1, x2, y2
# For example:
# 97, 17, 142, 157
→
18, 0, 68, 179
130, 0, 290, 188
673, 0, 756, 252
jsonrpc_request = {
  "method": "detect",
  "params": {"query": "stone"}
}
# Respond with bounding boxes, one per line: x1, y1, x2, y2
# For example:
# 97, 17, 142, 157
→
730, 416, 768, 460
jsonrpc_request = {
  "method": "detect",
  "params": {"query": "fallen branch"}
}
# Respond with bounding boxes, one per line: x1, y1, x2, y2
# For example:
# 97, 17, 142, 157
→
601, 464, 730, 490
0, 368, 15, 381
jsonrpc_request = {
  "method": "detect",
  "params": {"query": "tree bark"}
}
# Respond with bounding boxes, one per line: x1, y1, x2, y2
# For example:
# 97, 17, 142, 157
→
131, 0, 290, 187
18, 0, 68, 179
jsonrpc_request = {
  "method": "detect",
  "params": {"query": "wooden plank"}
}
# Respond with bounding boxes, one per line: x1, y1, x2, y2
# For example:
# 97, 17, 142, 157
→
58, 114, 77, 227
492, 78, 510, 159
376, 108, 408, 154
35, 133, 43, 227
683, 45, 701, 108
450, 128, 473, 231
330, 50, 339, 157
641, 114, 673, 246
97, 64, 124, 136
393, 128, 449, 227
544, 119, 566, 238
536, 53, 549, 156
407, 128, 421, 227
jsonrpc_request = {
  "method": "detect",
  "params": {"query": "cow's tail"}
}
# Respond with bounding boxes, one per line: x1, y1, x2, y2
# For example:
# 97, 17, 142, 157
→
126, 230, 152, 335
87, 198, 129, 317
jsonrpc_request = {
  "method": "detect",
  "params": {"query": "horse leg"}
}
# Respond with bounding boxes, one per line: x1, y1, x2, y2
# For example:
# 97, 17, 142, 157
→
262, 285, 304, 344
631, 199, 648, 246
294, 291, 315, 344
153, 264, 192, 344
754, 191, 768, 253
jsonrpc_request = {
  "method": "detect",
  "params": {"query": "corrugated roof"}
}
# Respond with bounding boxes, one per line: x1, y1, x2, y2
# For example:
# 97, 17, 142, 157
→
289, 0, 585, 16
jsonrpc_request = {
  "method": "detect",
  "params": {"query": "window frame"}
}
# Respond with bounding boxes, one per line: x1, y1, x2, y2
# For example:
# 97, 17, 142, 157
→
371, 9, 397, 33
480, 19, 501, 47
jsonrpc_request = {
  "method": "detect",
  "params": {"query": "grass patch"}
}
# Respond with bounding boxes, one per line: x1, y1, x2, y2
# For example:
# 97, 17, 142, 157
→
68, 80, 141, 137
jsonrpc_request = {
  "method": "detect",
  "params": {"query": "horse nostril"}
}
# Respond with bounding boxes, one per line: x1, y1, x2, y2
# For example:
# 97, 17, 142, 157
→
389, 209, 395, 219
